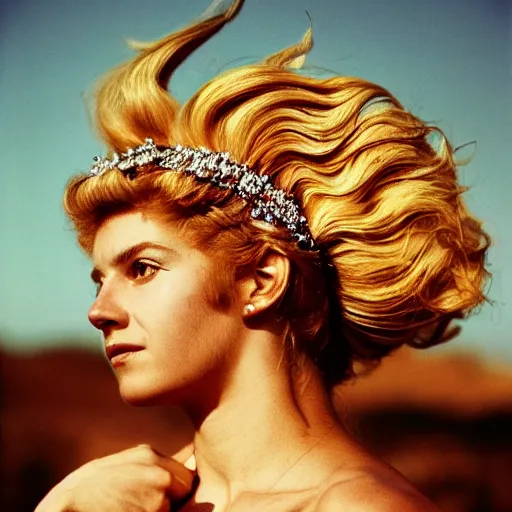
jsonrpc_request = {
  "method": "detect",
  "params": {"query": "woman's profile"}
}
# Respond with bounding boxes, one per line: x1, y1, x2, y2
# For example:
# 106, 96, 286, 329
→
35, 0, 490, 510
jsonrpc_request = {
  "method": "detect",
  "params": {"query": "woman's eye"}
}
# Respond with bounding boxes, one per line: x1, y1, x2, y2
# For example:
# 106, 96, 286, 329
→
130, 261, 158, 280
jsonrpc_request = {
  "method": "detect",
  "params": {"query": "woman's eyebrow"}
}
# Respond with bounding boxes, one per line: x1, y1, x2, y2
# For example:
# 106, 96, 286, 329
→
90, 241, 176, 284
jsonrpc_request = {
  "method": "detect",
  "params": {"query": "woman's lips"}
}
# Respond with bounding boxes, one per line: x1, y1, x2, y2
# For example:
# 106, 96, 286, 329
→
105, 344, 144, 367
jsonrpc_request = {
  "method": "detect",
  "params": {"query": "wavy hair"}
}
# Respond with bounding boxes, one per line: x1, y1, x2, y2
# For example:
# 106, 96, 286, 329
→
64, 0, 491, 387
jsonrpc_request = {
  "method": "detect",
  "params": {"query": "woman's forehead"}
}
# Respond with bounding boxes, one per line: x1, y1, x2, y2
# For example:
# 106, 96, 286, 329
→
91, 212, 183, 262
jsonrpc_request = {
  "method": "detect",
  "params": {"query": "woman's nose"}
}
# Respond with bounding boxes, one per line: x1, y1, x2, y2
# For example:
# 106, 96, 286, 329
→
88, 285, 129, 333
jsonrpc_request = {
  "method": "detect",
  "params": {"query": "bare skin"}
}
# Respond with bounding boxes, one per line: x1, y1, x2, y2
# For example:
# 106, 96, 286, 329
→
34, 445, 195, 512
36, 211, 441, 512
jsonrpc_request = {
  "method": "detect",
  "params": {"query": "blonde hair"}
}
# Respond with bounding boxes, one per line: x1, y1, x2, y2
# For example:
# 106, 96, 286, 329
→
64, 0, 491, 387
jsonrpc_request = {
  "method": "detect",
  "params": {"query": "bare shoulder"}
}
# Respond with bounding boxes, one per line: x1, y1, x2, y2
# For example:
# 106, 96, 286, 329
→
314, 470, 441, 512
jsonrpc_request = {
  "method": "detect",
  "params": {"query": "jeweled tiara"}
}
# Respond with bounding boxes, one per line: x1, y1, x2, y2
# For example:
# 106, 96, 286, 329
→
89, 139, 317, 250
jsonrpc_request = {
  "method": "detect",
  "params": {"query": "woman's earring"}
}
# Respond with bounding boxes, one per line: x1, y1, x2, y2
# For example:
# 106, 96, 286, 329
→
243, 304, 256, 316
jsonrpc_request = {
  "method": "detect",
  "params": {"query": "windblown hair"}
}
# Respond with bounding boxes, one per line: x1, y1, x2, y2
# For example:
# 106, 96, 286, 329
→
64, 0, 491, 387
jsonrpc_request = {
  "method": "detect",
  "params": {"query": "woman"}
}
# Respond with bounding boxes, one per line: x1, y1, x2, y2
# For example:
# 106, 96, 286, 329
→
35, 0, 490, 510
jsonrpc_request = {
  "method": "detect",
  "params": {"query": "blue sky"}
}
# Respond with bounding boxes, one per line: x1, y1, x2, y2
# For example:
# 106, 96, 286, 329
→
1, 0, 510, 361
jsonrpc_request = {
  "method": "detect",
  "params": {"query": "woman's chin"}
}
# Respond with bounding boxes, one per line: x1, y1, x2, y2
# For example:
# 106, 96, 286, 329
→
117, 380, 182, 407
117, 383, 166, 407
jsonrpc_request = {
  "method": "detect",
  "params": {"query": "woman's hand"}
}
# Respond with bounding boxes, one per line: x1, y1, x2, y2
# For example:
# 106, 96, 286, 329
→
34, 444, 196, 512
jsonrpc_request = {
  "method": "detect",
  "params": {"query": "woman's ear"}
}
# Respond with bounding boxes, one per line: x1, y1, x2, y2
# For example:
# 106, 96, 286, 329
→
239, 251, 290, 318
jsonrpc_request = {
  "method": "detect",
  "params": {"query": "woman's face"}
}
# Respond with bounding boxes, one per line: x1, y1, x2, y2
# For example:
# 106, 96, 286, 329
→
88, 210, 245, 406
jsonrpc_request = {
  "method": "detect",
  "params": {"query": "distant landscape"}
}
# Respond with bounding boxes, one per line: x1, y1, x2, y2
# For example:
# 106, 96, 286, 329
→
2, 344, 511, 512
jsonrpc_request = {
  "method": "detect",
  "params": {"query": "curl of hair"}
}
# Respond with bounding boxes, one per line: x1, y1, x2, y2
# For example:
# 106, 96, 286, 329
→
64, 0, 491, 387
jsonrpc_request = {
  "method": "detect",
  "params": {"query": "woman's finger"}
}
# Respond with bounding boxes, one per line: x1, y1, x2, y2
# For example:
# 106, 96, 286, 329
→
155, 454, 196, 499
172, 442, 195, 465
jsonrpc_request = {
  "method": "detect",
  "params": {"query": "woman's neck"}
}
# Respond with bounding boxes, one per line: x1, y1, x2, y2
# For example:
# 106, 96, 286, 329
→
180, 329, 351, 508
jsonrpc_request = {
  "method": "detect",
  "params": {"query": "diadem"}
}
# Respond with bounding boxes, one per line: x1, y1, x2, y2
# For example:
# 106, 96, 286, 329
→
89, 139, 316, 251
